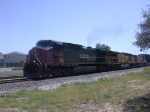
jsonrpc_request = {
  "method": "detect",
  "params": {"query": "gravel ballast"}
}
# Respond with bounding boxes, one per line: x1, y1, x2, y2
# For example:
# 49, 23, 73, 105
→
0, 67, 149, 95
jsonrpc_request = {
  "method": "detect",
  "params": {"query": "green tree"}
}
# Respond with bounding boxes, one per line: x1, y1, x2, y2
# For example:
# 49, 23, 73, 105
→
133, 6, 150, 51
96, 43, 111, 51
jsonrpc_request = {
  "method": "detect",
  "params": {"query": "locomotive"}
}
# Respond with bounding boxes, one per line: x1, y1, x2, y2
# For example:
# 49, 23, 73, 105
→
23, 40, 150, 78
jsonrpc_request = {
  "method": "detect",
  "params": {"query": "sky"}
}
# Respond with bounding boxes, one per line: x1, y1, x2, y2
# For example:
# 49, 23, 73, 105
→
0, 0, 150, 55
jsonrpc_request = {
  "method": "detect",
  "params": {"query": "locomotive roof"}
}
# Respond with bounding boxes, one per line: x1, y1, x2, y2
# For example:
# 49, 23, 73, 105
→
99, 49, 118, 53
120, 52, 133, 55
37, 39, 83, 47
37, 40, 63, 45
139, 54, 150, 56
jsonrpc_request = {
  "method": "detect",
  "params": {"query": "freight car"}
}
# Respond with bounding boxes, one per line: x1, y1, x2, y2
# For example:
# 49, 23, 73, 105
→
23, 40, 150, 78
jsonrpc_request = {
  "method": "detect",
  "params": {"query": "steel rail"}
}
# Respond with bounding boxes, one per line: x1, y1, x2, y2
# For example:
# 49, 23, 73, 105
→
0, 76, 32, 84
0, 76, 24, 79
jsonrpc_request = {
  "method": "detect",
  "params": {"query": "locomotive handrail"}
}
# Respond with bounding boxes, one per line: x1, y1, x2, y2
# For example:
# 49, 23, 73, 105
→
39, 58, 47, 71
34, 54, 47, 74
34, 54, 42, 69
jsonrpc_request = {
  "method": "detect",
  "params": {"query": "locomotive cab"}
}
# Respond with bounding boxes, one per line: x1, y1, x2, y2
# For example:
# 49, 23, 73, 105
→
23, 40, 55, 78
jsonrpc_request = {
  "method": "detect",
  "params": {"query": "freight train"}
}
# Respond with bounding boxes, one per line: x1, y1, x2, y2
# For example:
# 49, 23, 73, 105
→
23, 40, 150, 78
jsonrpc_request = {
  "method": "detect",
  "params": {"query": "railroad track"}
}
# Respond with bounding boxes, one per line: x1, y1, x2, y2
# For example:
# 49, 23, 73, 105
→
0, 76, 32, 84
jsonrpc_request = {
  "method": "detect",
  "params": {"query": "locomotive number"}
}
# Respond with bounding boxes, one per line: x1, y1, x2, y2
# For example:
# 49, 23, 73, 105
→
80, 54, 96, 61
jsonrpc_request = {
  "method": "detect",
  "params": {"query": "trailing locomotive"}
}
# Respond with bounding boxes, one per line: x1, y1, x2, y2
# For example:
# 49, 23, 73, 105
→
23, 40, 150, 78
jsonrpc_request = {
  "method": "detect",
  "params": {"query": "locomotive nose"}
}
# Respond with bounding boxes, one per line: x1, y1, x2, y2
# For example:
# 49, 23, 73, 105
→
24, 47, 45, 78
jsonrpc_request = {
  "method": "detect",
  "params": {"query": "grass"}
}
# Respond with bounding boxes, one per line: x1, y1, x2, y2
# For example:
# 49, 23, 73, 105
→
0, 73, 23, 77
0, 68, 150, 111
0, 66, 23, 68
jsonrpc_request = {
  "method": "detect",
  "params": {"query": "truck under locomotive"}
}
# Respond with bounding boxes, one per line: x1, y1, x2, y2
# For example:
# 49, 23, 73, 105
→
23, 40, 150, 78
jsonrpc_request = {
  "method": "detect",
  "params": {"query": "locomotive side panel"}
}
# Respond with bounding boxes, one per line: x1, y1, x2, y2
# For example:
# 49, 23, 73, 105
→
79, 48, 97, 65
64, 51, 79, 65
118, 54, 125, 63
140, 54, 150, 65
63, 43, 81, 66
39, 49, 54, 65
145, 54, 150, 65
106, 51, 118, 63
96, 49, 107, 64
125, 55, 129, 63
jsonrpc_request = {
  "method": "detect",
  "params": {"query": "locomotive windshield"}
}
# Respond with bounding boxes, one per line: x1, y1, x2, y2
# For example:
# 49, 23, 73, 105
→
36, 40, 54, 50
